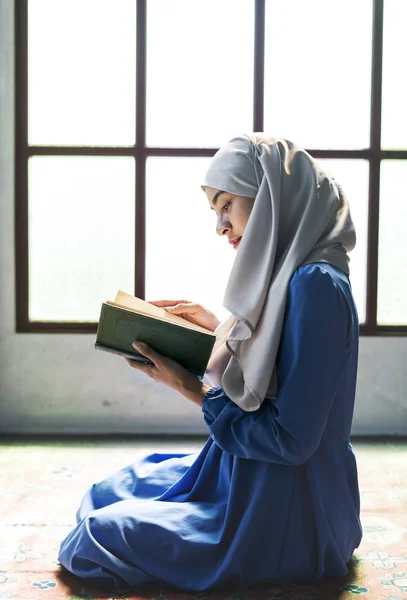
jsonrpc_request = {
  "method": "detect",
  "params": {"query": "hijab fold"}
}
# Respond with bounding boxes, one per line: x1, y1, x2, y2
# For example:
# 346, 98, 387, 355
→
202, 134, 356, 411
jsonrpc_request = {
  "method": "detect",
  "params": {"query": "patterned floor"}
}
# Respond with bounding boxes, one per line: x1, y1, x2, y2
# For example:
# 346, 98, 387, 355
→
0, 437, 406, 600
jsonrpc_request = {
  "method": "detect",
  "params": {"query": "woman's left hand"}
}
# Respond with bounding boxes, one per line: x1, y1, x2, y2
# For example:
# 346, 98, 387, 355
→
125, 342, 211, 406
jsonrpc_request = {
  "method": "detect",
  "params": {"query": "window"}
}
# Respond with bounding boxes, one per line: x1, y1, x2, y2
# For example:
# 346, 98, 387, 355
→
15, 0, 407, 334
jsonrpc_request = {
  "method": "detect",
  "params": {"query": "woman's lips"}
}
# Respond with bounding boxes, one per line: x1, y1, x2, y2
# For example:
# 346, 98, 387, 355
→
232, 237, 242, 249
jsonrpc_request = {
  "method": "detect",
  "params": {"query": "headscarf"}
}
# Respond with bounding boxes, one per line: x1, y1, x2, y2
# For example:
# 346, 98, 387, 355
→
202, 134, 356, 412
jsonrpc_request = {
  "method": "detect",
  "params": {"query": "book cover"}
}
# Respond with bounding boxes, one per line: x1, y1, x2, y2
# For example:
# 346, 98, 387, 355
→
95, 302, 216, 377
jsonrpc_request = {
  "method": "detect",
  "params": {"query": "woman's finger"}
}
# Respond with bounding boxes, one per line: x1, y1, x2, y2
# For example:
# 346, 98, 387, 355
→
166, 303, 195, 312
124, 358, 156, 379
124, 357, 147, 370
132, 342, 161, 366
147, 299, 189, 307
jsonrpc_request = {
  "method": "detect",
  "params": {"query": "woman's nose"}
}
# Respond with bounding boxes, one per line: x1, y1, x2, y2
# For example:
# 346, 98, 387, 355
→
216, 216, 231, 237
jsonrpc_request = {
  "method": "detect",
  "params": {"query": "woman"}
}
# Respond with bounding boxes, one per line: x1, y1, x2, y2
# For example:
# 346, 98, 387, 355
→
58, 134, 362, 592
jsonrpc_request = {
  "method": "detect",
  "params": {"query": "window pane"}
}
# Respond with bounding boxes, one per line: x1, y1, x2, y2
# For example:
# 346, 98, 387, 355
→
28, 157, 135, 321
381, 0, 407, 149
146, 158, 236, 322
264, 0, 372, 149
146, 0, 254, 147
317, 159, 369, 323
28, 0, 137, 146
377, 161, 407, 325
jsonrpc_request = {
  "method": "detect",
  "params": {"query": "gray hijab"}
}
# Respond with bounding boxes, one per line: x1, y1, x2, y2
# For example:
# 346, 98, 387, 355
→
202, 134, 356, 412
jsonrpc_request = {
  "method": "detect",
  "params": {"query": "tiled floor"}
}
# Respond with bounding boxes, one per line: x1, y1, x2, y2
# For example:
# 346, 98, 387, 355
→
0, 436, 406, 600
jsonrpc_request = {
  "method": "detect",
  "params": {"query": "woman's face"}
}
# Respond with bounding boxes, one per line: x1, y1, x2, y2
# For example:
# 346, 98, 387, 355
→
205, 186, 254, 250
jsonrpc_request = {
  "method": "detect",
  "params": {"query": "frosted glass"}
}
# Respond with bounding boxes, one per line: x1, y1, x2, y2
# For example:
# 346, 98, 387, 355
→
146, 0, 253, 147
28, 0, 136, 146
377, 161, 407, 325
28, 157, 135, 321
381, 0, 407, 149
264, 0, 372, 149
146, 158, 236, 323
317, 159, 369, 323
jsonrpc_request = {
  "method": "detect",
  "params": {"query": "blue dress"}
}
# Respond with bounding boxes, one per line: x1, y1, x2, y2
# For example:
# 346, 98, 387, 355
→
58, 263, 363, 592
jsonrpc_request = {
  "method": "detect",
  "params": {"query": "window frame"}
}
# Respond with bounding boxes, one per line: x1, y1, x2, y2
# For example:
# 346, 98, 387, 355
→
15, 0, 407, 335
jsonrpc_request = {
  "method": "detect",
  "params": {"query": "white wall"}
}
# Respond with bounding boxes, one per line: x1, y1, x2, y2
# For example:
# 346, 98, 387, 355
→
1, 1, 406, 436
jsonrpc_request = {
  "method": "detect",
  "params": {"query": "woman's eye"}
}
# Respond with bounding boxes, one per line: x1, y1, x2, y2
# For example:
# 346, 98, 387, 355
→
222, 202, 230, 211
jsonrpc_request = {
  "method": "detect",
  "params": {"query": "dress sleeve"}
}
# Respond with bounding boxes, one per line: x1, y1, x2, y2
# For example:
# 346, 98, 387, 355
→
202, 266, 352, 466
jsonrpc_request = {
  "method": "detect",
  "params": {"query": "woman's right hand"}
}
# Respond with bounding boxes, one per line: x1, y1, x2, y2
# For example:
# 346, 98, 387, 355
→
147, 299, 220, 333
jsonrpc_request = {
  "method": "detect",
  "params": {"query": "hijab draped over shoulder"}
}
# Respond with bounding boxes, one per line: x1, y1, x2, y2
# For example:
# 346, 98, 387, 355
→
202, 134, 356, 412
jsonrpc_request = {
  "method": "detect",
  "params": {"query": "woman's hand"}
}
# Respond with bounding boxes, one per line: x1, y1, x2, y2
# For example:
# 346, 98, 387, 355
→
125, 342, 211, 407
148, 299, 220, 332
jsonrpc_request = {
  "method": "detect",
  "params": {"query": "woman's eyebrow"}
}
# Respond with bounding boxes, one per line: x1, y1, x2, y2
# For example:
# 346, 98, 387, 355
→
210, 190, 226, 210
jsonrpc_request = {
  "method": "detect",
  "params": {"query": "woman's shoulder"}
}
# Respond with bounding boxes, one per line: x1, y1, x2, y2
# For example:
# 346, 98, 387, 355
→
290, 262, 350, 292
285, 263, 360, 348
288, 262, 357, 320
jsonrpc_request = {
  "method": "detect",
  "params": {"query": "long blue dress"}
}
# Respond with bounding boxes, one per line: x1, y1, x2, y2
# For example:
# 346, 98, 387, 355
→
58, 263, 363, 592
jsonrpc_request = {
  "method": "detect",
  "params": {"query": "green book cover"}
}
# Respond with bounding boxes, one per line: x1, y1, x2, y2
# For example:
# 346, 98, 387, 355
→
95, 303, 216, 377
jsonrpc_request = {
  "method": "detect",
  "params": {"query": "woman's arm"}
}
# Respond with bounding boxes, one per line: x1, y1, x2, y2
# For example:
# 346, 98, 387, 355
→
202, 267, 352, 466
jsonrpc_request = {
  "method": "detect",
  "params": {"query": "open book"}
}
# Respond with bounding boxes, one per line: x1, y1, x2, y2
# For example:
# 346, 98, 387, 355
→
95, 290, 216, 376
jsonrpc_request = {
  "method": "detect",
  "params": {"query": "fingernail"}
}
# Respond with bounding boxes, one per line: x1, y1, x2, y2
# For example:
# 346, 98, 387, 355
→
132, 342, 142, 349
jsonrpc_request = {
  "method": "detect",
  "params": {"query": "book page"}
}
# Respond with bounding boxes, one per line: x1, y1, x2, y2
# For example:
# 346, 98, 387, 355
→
108, 291, 214, 336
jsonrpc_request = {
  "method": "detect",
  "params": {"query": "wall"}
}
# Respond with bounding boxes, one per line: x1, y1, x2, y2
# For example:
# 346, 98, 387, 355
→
1, 0, 406, 436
